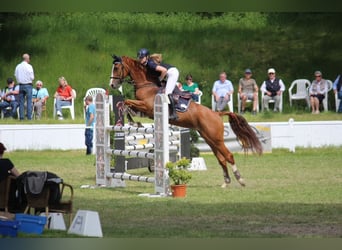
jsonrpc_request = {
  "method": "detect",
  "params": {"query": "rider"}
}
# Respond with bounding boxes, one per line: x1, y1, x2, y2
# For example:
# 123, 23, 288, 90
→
137, 48, 179, 120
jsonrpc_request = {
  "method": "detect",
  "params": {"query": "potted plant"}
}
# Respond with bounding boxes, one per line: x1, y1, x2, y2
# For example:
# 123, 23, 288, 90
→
166, 158, 192, 198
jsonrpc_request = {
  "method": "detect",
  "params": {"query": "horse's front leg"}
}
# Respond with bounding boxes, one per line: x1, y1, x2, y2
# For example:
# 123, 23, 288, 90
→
124, 99, 152, 116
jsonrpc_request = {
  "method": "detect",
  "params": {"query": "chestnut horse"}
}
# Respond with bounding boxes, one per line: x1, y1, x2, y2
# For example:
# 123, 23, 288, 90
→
109, 55, 262, 187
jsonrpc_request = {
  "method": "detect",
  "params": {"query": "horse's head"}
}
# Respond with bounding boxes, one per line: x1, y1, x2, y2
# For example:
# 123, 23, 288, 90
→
109, 55, 158, 91
109, 55, 129, 89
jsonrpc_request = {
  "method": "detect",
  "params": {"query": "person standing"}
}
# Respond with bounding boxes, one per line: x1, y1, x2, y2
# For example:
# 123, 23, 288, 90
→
14, 53, 34, 120
84, 96, 96, 155
212, 71, 234, 111
0, 78, 20, 118
309, 71, 328, 114
32, 80, 49, 119
238, 68, 259, 115
260, 68, 285, 112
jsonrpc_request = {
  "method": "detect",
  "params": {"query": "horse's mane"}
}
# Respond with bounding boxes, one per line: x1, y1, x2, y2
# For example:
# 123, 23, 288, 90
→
121, 56, 159, 85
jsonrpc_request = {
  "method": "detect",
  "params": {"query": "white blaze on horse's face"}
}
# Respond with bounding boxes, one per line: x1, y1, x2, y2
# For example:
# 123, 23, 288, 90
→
109, 64, 121, 89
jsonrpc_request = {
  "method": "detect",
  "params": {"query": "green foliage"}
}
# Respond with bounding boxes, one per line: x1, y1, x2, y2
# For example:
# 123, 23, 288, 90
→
1, 12, 342, 119
166, 157, 192, 185
189, 128, 200, 158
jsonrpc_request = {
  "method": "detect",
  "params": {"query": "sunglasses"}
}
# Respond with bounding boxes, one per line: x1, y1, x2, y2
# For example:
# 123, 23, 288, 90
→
268, 73, 275, 75
315, 75, 321, 78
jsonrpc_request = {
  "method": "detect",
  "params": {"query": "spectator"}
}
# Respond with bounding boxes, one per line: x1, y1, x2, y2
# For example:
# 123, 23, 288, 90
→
238, 69, 258, 115
84, 96, 96, 155
137, 48, 179, 120
0, 142, 21, 211
14, 53, 34, 120
260, 68, 285, 112
182, 74, 201, 102
212, 71, 234, 111
32, 80, 49, 120
54, 76, 74, 120
332, 74, 342, 113
0, 142, 20, 182
309, 71, 328, 114
0, 78, 19, 118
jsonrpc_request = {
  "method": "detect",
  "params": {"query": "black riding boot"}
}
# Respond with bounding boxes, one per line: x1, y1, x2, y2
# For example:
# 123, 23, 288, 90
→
168, 94, 178, 120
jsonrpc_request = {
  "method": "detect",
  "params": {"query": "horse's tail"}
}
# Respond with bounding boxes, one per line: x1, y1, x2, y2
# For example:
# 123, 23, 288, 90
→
219, 112, 263, 155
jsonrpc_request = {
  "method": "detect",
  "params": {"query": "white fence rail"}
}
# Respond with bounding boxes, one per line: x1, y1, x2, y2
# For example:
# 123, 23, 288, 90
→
1, 120, 342, 152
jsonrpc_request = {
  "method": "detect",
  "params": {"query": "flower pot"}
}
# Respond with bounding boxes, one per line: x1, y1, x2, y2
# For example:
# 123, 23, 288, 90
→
171, 184, 187, 198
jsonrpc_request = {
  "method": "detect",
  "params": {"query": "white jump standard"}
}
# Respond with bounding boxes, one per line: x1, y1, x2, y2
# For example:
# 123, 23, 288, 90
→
95, 93, 175, 196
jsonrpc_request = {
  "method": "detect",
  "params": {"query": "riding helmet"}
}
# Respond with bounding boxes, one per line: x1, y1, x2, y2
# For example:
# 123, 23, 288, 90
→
137, 48, 149, 59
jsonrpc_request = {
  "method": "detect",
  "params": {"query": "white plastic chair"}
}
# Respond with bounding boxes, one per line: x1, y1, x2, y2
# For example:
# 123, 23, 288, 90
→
261, 90, 283, 112
335, 92, 341, 112
211, 94, 233, 112
53, 89, 76, 120
237, 92, 259, 113
322, 80, 332, 112
288, 79, 311, 108
83, 88, 106, 118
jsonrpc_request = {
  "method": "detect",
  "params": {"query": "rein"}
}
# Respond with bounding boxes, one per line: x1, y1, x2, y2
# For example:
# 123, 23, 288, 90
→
111, 60, 158, 90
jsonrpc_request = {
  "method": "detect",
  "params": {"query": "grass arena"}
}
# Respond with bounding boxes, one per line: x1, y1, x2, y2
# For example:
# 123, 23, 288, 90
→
2, 95, 342, 238
4, 145, 341, 238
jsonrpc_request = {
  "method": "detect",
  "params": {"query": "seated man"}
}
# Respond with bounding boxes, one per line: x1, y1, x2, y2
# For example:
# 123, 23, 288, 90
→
260, 68, 285, 112
54, 76, 74, 120
182, 74, 201, 102
238, 68, 258, 115
0, 78, 19, 118
212, 71, 234, 111
32, 80, 49, 119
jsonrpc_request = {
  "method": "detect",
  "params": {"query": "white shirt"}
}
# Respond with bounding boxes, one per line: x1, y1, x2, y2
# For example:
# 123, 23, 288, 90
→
14, 61, 34, 84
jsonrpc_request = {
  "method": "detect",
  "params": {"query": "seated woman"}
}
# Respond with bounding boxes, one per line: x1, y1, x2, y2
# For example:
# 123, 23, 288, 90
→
309, 71, 328, 114
182, 74, 201, 102
0, 142, 20, 211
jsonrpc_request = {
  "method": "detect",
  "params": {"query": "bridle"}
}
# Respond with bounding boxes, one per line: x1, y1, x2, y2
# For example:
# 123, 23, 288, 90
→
110, 61, 126, 84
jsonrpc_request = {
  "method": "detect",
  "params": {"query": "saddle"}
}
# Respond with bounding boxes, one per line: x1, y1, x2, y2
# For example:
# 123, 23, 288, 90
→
158, 86, 193, 112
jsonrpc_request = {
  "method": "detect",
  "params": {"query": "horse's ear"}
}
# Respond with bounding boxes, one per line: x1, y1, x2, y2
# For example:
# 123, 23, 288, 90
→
112, 54, 122, 64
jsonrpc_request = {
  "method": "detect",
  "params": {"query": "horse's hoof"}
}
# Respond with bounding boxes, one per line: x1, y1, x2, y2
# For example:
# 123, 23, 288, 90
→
238, 178, 246, 187
221, 182, 229, 188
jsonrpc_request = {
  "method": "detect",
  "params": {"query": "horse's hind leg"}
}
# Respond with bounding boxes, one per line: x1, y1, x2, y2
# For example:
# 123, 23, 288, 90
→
215, 151, 231, 188
216, 143, 246, 187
